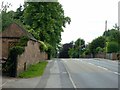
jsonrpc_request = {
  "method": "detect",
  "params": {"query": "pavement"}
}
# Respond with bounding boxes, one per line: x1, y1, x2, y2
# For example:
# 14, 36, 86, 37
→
0, 58, 119, 89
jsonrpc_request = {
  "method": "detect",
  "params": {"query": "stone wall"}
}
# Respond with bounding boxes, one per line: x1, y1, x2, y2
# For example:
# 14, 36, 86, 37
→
16, 40, 47, 75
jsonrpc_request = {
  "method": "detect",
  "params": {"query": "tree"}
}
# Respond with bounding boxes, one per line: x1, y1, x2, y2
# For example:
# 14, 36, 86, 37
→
68, 48, 75, 58
59, 43, 73, 58
74, 38, 85, 57
95, 47, 104, 53
107, 42, 119, 53
68, 38, 85, 58
23, 2, 71, 58
14, 5, 24, 23
103, 25, 120, 53
0, 2, 15, 31
89, 36, 106, 57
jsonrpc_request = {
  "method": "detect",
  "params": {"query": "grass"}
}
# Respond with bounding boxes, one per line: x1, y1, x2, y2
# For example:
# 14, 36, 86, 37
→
19, 61, 48, 78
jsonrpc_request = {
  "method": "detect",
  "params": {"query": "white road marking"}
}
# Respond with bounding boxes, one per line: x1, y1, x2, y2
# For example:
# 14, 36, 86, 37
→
62, 72, 67, 74
97, 66, 109, 71
84, 61, 120, 75
62, 61, 77, 89
113, 72, 120, 75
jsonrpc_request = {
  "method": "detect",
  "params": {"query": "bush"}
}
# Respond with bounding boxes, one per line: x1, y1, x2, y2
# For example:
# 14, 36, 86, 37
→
96, 47, 103, 53
17, 36, 29, 47
46, 44, 53, 59
2, 46, 25, 76
39, 41, 48, 52
3, 36, 29, 76
9, 46, 25, 55
107, 41, 119, 53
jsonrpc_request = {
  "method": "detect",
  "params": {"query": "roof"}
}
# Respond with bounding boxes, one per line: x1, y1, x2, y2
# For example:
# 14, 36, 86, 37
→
0, 23, 37, 41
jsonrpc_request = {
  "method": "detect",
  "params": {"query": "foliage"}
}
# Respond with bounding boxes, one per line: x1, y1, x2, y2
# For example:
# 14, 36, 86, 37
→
17, 36, 29, 47
2, 2, 71, 59
19, 61, 48, 78
2, 46, 25, 74
14, 5, 24, 23
59, 42, 73, 58
45, 43, 53, 59
23, 2, 71, 58
95, 47, 104, 53
107, 42, 119, 53
1, 10, 14, 31
103, 25, 120, 53
103, 29, 120, 43
0, 2, 14, 31
39, 40, 48, 52
67, 38, 85, 58
9, 46, 25, 55
83, 48, 91, 55
1, 2, 26, 32
89, 36, 106, 57
2, 36, 29, 75
68, 48, 75, 58
74, 38, 85, 57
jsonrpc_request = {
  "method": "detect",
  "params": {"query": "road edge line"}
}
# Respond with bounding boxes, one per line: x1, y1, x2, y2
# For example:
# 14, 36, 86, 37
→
85, 61, 120, 75
62, 60, 77, 89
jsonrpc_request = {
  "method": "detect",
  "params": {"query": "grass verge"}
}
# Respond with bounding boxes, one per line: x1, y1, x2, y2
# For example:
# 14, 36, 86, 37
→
19, 61, 48, 78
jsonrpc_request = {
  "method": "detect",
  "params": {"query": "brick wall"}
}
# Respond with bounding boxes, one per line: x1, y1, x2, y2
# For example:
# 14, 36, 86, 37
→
0, 39, 2, 60
16, 40, 48, 75
0, 38, 19, 59
106, 53, 120, 60
95, 53, 106, 58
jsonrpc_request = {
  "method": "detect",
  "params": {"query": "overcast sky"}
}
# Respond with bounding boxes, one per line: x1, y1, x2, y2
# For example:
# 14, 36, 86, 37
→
1, 0, 119, 44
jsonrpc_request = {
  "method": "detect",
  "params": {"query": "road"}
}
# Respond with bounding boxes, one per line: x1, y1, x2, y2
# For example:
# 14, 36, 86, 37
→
1, 58, 119, 89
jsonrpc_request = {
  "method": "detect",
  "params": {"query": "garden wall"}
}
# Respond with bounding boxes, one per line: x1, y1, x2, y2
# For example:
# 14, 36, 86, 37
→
16, 40, 48, 75
106, 53, 120, 60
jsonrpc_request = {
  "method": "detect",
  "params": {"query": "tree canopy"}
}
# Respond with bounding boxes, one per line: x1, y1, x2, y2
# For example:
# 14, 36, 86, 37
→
1, 2, 71, 58
68, 38, 85, 58
89, 36, 106, 57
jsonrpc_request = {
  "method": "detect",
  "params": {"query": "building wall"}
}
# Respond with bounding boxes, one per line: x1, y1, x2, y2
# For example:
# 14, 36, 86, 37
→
16, 40, 48, 75
0, 38, 19, 59
1, 23, 28, 38
0, 39, 2, 59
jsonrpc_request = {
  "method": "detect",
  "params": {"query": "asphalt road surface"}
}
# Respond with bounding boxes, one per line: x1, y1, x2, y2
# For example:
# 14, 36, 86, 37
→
1, 58, 119, 89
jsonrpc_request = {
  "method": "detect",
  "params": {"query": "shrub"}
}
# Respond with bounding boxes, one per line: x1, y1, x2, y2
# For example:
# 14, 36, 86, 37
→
107, 41, 119, 53
96, 47, 103, 53
2, 46, 25, 76
3, 36, 29, 76
39, 41, 48, 52
17, 36, 29, 47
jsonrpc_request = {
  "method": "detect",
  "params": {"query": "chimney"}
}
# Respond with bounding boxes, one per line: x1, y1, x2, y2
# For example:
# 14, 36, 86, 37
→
118, 1, 120, 28
105, 20, 107, 31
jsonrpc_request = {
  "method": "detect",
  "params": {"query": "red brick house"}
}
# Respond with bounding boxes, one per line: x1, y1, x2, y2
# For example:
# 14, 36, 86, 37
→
0, 23, 37, 60
0, 23, 48, 76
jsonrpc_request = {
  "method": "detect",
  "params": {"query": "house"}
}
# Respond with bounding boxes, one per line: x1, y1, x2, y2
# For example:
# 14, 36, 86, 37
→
0, 23, 37, 60
0, 23, 48, 76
